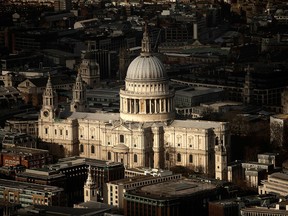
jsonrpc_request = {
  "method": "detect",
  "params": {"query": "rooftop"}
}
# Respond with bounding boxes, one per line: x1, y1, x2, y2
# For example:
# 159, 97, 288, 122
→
23, 75, 74, 87
68, 111, 120, 122
169, 119, 226, 130
110, 174, 179, 185
48, 156, 123, 170
270, 172, 288, 181
271, 114, 288, 120
133, 178, 216, 198
175, 87, 223, 97
0, 179, 63, 193
17, 204, 111, 216
1, 146, 49, 156
43, 49, 78, 58
242, 207, 288, 214
16, 169, 65, 180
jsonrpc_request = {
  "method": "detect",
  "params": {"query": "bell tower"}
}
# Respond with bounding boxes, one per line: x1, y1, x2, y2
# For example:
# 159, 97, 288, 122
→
84, 165, 97, 202
40, 74, 58, 120
70, 72, 87, 112
79, 41, 100, 88
215, 137, 227, 180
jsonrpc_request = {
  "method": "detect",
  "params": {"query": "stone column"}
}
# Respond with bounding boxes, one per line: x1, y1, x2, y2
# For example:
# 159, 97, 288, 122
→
153, 127, 160, 168
123, 99, 126, 113
129, 99, 132, 113
134, 99, 136, 114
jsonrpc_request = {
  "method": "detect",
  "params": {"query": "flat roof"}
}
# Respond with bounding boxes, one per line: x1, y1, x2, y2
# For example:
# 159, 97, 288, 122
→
16, 169, 65, 180
1, 147, 48, 156
49, 156, 123, 170
271, 114, 288, 119
169, 119, 225, 129
110, 174, 178, 185
258, 153, 278, 157
19, 204, 111, 216
202, 101, 242, 107
68, 111, 120, 122
0, 179, 63, 193
43, 49, 78, 58
175, 87, 223, 97
134, 178, 216, 198
242, 161, 272, 166
242, 207, 288, 214
270, 172, 288, 181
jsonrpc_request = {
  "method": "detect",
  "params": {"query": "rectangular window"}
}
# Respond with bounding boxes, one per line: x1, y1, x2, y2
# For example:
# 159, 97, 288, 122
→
45, 128, 48, 134
55, 129, 57, 135
120, 135, 124, 143
66, 130, 68, 136
60, 129, 63, 136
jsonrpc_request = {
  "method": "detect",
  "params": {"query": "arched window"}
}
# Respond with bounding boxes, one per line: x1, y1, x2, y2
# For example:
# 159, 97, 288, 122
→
189, 154, 193, 163
177, 153, 181, 162
120, 134, 124, 143
108, 152, 111, 160
91, 145, 95, 154
134, 154, 137, 163
166, 152, 169, 161
80, 144, 84, 153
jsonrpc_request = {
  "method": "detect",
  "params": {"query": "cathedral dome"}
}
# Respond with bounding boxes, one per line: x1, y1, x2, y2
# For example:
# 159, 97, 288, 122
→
126, 55, 167, 81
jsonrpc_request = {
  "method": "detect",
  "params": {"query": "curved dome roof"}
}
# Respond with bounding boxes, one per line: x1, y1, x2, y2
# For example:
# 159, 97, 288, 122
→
126, 55, 167, 81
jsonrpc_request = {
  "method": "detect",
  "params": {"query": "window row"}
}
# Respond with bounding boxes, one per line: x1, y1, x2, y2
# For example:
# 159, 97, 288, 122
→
44, 128, 68, 136
166, 152, 193, 163
80, 145, 95, 154
106, 151, 138, 163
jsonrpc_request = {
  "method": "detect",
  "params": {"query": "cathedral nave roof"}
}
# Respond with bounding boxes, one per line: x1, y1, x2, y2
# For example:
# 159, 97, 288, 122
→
68, 112, 119, 122
168, 120, 226, 130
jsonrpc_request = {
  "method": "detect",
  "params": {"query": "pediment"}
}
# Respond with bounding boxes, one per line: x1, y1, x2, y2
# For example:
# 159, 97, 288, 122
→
109, 121, 145, 132
112, 123, 132, 132
18, 79, 36, 88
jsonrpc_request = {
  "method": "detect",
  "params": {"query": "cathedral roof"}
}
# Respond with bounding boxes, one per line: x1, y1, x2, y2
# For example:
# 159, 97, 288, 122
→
169, 120, 226, 129
125, 24, 167, 82
68, 111, 119, 121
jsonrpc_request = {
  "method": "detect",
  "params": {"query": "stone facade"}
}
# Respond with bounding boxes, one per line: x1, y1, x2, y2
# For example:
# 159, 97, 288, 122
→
38, 27, 230, 178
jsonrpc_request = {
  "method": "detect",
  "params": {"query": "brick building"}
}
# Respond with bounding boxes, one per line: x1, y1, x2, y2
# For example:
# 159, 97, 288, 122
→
0, 179, 65, 207
0, 147, 52, 168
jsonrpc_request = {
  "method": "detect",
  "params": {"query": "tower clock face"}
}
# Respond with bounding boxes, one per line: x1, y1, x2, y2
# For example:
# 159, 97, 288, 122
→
43, 110, 49, 117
